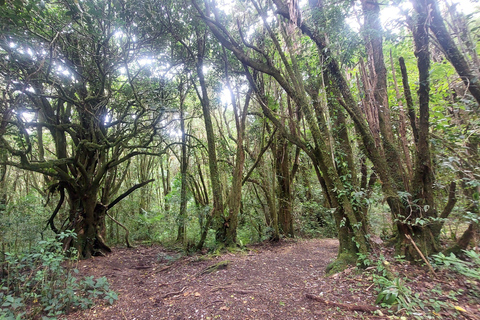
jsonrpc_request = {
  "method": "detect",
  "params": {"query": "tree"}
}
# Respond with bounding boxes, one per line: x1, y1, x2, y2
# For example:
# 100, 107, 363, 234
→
0, 0, 170, 257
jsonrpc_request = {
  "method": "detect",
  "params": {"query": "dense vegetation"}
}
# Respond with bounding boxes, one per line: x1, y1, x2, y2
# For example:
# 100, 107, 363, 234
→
0, 0, 479, 281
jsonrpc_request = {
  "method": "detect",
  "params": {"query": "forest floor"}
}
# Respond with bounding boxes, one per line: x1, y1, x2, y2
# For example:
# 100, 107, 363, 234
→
64, 238, 480, 320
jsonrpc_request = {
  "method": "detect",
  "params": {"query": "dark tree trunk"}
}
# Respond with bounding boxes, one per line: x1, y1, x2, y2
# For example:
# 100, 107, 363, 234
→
275, 136, 294, 237
177, 83, 188, 244
63, 188, 111, 259
392, 0, 440, 260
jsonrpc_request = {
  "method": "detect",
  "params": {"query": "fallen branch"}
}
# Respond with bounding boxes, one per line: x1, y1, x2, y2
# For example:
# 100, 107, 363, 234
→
232, 289, 256, 295
305, 294, 379, 313
154, 265, 172, 273
131, 265, 152, 270
405, 234, 437, 278
162, 286, 186, 299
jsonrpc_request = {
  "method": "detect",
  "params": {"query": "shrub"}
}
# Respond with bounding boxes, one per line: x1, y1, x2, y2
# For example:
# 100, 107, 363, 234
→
0, 231, 117, 319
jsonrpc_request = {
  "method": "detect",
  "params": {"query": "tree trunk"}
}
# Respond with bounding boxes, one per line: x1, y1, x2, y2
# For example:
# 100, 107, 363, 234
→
64, 189, 111, 259
0, 149, 7, 211
195, 30, 225, 249
427, 0, 480, 106
160, 156, 171, 212
392, 0, 440, 260
177, 84, 188, 244
224, 88, 250, 246
275, 136, 294, 237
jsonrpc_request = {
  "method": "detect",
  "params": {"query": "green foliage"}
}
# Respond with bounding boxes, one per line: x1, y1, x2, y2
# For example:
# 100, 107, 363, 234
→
368, 255, 473, 319
0, 232, 117, 318
432, 250, 480, 281
296, 201, 337, 238
370, 257, 425, 318
0, 193, 55, 253
375, 277, 414, 308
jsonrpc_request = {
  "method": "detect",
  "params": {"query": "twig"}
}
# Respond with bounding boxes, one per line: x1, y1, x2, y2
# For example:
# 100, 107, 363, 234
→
232, 289, 256, 294
154, 265, 172, 273
405, 234, 437, 278
162, 286, 186, 299
131, 265, 152, 270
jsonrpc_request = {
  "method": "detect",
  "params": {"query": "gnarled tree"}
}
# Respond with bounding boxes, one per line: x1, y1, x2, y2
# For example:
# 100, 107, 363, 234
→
0, 0, 170, 258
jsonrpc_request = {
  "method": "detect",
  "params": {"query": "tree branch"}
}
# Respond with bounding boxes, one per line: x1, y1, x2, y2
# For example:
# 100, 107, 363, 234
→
107, 179, 155, 211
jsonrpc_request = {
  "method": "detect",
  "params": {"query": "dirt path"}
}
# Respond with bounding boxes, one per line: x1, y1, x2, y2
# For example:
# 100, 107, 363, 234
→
65, 239, 381, 319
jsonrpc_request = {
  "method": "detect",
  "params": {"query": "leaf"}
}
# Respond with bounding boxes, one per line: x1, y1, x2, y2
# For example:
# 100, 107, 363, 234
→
454, 306, 466, 312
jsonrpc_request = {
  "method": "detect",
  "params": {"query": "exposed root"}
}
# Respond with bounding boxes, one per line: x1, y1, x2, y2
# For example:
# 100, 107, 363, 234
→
200, 260, 230, 275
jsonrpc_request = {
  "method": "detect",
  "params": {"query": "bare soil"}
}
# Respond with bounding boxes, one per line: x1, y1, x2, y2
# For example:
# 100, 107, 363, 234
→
64, 239, 480, 320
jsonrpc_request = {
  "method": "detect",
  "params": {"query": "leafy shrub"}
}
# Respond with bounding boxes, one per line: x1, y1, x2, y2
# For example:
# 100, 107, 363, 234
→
0, 231, 117, 319
0, 193, 56, 253
375, 277, 416, 309
432, 250, 480, 281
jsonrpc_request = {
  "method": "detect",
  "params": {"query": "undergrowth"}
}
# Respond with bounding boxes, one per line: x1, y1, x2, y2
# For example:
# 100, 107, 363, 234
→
0, 231, 118, 319
365, 251, 480, 319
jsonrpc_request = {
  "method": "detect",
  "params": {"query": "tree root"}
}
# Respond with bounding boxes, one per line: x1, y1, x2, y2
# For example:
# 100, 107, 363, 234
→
200, 260, 230, 275
106, 211, 133, 248
306, 293, 379, 313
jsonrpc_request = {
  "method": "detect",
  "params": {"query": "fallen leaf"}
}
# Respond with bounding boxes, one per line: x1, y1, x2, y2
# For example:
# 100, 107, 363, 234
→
194, 292, 201, 297
454, 306, 467, 312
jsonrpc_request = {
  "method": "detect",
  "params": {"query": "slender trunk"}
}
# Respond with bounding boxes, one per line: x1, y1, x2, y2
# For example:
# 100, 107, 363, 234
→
161, 156, 171, 212
427, 0, 480, 105
361, 0, 405, 190
196, 32, 225, 248
390, 49, 413, 183
177, 88, 188, 243
225, 87, 250, 246
0, 149, 6, 211
275, 136, 294, 237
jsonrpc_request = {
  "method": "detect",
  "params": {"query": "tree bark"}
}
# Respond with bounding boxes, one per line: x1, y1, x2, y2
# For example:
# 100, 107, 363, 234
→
427, 0, 480, 106
195, 29, 225, 249
177, 82, 189, 244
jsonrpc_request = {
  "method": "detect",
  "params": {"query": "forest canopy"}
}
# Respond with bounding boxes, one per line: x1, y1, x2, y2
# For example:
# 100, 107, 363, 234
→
0, 0, 479, 269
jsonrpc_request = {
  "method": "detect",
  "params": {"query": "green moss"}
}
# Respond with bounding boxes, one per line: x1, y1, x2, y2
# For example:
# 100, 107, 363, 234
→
325, 253, 357, 275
